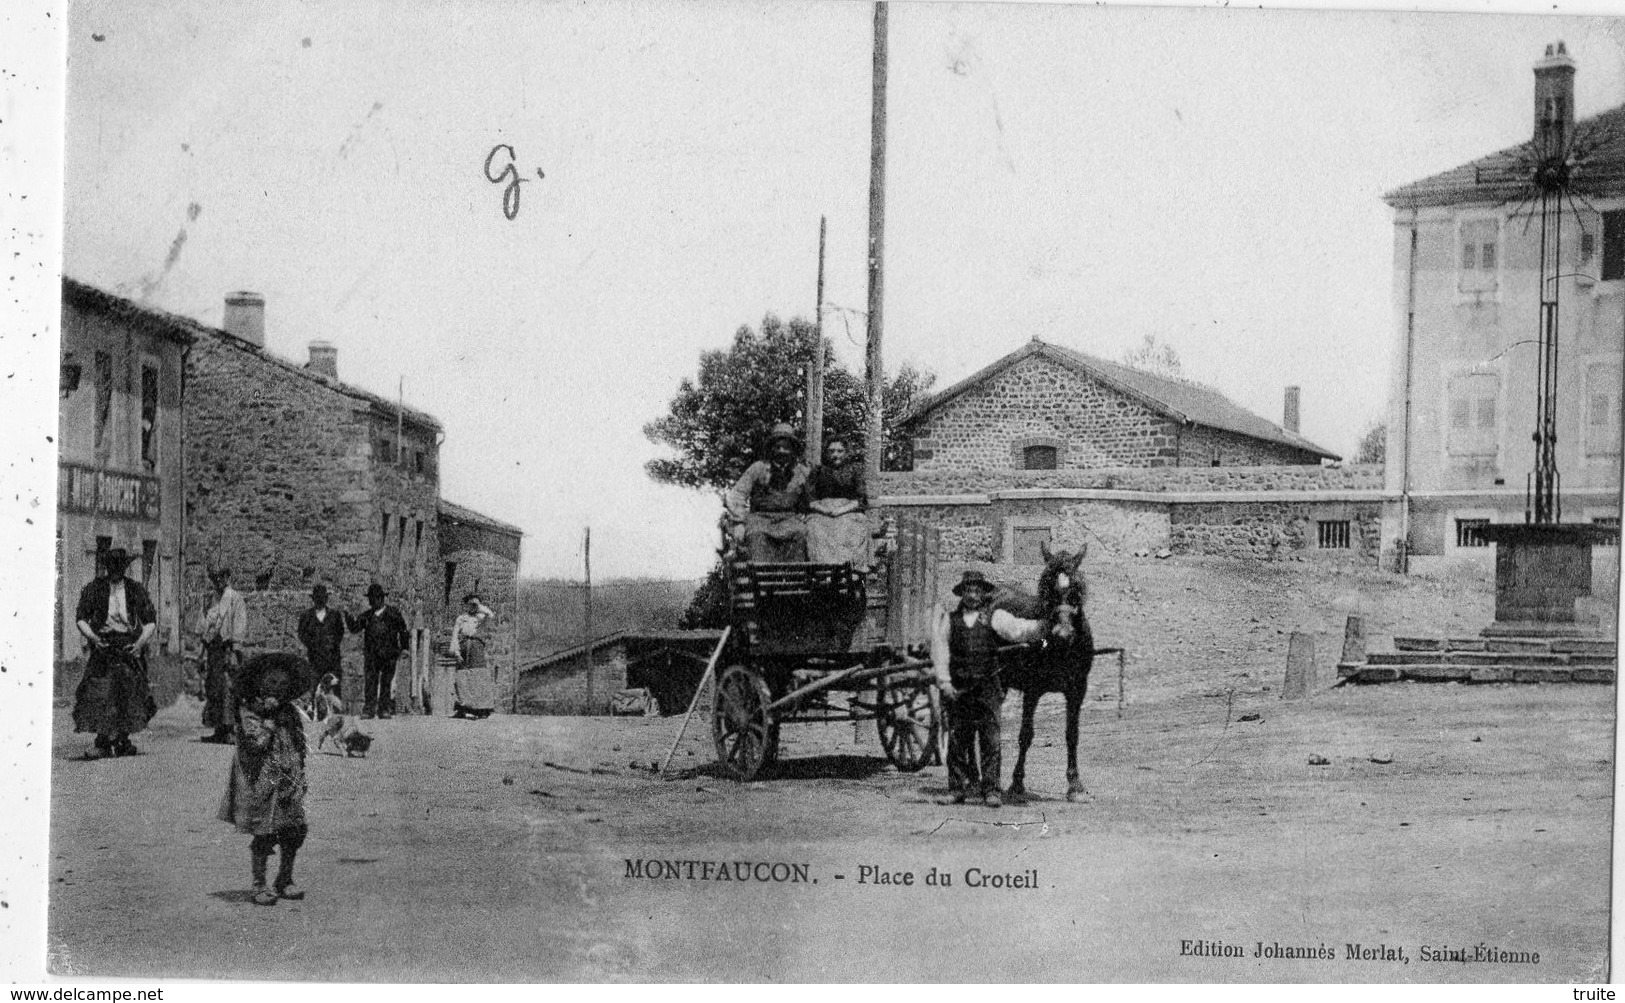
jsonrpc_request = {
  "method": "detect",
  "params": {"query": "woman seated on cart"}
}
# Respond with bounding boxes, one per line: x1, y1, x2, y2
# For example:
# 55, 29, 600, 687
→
805, 436, 871, 570
725, 422, 811, 563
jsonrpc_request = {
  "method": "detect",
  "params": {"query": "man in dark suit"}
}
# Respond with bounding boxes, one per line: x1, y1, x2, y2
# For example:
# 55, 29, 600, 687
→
347, 583, 410, 719
73, 548, 158, 758
296, 584, 346, 700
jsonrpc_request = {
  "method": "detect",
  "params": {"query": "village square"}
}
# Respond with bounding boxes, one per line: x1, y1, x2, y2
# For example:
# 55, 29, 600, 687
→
11, 0, 1624, 987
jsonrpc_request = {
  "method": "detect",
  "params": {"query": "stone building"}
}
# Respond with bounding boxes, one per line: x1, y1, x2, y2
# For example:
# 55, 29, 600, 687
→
515, 630, 724, 716
1380, 44, 1624, 576
56, 279, 195, 705
434, 499, 524, 713
904, 338, 1335, 472
879, 337, 1377, 567
184, 292, 447, 711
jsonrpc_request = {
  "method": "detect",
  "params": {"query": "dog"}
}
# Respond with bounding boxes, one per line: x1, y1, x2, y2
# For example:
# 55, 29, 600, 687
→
312, 674, 372, 756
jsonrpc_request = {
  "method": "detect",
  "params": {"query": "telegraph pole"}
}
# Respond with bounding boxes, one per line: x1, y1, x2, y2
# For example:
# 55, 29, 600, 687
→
864, 1, 888, 482
583, 526, 594, 713
806, 216, 827, 462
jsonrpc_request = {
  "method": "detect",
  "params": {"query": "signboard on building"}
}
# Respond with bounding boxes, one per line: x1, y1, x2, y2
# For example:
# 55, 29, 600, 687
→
57, 463, 161, 522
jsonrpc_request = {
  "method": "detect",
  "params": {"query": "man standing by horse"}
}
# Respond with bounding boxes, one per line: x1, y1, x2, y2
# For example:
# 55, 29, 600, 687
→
928, 570, 1051, 808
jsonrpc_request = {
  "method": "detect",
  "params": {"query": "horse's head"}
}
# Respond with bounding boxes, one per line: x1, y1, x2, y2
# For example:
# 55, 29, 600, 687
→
1037, 541, 1088, 643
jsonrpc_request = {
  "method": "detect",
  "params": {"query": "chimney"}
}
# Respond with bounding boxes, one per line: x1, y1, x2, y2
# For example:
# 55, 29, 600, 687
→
222, 291, 265, 349
306, 340, 338, 379
1283, 385, 1301, 434
1534, 41, 1576, 158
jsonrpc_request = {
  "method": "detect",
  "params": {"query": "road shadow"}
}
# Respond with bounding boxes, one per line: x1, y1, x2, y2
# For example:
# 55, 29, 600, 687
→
768, 754, 889, 781
207, 889, 259, 904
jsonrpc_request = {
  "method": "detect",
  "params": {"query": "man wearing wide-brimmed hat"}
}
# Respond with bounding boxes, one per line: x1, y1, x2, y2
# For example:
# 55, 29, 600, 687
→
297, 584, 347, 702
928, 570, 1049, 808
347, 583, 410, 719
200, 566, 249, 744
724, 422, 812, 562
72, 548, 158, 758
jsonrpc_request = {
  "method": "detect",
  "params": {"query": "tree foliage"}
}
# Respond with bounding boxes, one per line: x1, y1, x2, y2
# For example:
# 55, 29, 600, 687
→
1355, 421, 1386, 465
643, 313, 936, 492
1121, 334, 1184, 380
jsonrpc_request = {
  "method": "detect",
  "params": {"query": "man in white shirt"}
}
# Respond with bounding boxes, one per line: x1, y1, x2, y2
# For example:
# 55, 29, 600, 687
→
201, 568, 250, 742
929, 571, 1049, 808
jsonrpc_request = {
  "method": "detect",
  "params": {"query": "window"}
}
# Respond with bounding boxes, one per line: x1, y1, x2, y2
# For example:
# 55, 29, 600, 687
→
140, 363, 159, 469
1316, 520, 1350, 550
1581, 232, 1596, 267
94, 352, 113, 449
378, 438, 397, 464
1446, 373, 1499, 456
414, 451, 425, 475
1585, 363, 1621, 455
1603, 210, 1625, 281
1458, 219, 1499, 294
141, 540, 157, 588
1012, 527, 1052, 564
444, 561, 458, 604
379, 511, 392, 570
1593, 516, 1621, 528
397, 515, 408, 573
1022, 445, 1058, 470
1455, 519, 1491, 548
414, 520, 424, 572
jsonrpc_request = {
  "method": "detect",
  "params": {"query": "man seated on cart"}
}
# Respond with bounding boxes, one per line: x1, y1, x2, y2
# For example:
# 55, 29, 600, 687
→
725, 422, 812, 563
929, 570, 1048, 809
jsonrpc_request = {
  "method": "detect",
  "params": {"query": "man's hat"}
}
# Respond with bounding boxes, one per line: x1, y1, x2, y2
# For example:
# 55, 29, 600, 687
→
766, 422, 799, 448
366, 582, 387, 599
208, 566, 231, 581
311, 584, 329, 598
103, 548, 132, 572
952, 570, 995, 596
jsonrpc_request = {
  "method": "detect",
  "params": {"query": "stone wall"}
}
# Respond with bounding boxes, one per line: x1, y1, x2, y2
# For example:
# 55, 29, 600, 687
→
911, 356, 1179, 470
184, 332, 445, 711
1169, 502, 1382, 561
877, 464, 1384, 497
515, 645, 629, 715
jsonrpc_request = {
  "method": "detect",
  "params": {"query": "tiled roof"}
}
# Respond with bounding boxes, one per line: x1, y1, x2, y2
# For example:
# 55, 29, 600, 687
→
438, 499, 524, 537
904, 339, 1339, 460
1383, 103, 1625, 209
63, 277, 201, 346
521, 629, 725, 671
63, 276, 442, 431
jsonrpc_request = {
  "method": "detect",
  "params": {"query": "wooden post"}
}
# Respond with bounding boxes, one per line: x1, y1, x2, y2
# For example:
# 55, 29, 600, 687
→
583, 526, 594, 714
660, 627, 730, 773
863, 1, 888, 485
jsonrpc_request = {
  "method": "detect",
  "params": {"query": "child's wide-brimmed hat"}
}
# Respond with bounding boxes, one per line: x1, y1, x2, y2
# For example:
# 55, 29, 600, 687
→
237, 652, 313, 703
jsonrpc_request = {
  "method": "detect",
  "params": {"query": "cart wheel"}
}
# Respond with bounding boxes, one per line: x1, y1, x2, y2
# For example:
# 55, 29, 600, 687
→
876, 671, 939, 772
713, 665, 774, 781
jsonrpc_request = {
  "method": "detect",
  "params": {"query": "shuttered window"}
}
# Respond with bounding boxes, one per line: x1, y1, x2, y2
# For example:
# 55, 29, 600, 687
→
1447, 374, 1499, 456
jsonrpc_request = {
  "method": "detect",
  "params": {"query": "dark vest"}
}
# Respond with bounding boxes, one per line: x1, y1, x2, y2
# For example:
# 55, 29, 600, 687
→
948, 609, 1000, 685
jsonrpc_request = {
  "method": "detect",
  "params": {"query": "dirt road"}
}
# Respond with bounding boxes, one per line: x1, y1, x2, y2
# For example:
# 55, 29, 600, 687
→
48, 674, 1613, 983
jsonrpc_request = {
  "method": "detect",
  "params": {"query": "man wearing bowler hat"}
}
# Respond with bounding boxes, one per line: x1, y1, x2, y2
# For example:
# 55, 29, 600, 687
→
929, 570, 1049, 808
73, 548, 158, 758
296, 584, 346, 700
348, 583, 410, 719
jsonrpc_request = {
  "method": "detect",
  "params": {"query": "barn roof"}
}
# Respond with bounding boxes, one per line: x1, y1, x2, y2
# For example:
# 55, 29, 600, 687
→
904, 338, 1339, 461
439, 499, 524, 538
1383, 103, 1625, 209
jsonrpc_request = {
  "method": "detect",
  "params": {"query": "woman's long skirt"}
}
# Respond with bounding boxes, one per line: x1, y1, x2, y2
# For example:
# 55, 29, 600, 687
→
454, 638, 495, 713
72, 645, 155, 735
806, 511, 871, 569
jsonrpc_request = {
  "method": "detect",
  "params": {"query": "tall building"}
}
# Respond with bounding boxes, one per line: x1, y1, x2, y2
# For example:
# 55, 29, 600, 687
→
1380, 44, 1625, 573
56, 280, 195, 704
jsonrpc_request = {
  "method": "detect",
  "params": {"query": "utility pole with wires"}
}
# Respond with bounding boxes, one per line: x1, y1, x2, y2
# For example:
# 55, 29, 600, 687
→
806, 216, 827, 462
863, 1, 888, 483
396, 376, 405, 466
582, 526, 594, 714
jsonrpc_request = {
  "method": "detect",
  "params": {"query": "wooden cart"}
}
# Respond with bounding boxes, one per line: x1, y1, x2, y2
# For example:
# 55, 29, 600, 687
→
711, 530, 943, 781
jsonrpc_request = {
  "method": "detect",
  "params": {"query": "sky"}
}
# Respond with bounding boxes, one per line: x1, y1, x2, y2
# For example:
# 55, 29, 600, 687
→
58, 0, 1625, 579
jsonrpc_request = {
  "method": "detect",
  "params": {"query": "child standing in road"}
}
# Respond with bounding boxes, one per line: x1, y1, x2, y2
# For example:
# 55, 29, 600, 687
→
219, 653, 311, 906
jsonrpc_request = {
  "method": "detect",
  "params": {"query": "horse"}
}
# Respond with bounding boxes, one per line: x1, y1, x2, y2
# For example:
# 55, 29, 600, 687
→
993, 541, 1095, 803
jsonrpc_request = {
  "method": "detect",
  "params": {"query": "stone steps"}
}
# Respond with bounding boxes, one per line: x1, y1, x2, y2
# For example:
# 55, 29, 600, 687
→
1341, 632, 1616, 686
1337, 662, 1616, 684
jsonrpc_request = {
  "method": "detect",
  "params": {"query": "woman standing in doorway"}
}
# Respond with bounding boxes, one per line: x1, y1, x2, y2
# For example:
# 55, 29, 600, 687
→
450, 593, 496, 719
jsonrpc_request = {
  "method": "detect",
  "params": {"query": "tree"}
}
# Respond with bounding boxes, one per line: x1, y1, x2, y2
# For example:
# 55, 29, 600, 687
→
1121, 334, 1183, 380
643, 313, 935, 491
1355, 420, 1386, 465
647, 314, 935, 628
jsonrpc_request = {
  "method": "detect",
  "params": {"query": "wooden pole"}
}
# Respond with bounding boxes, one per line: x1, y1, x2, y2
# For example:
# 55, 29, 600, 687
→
583, 526, 594, 713
863, 1, 888, 484
807, 217, 827, 462
660, 626, 731, 773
